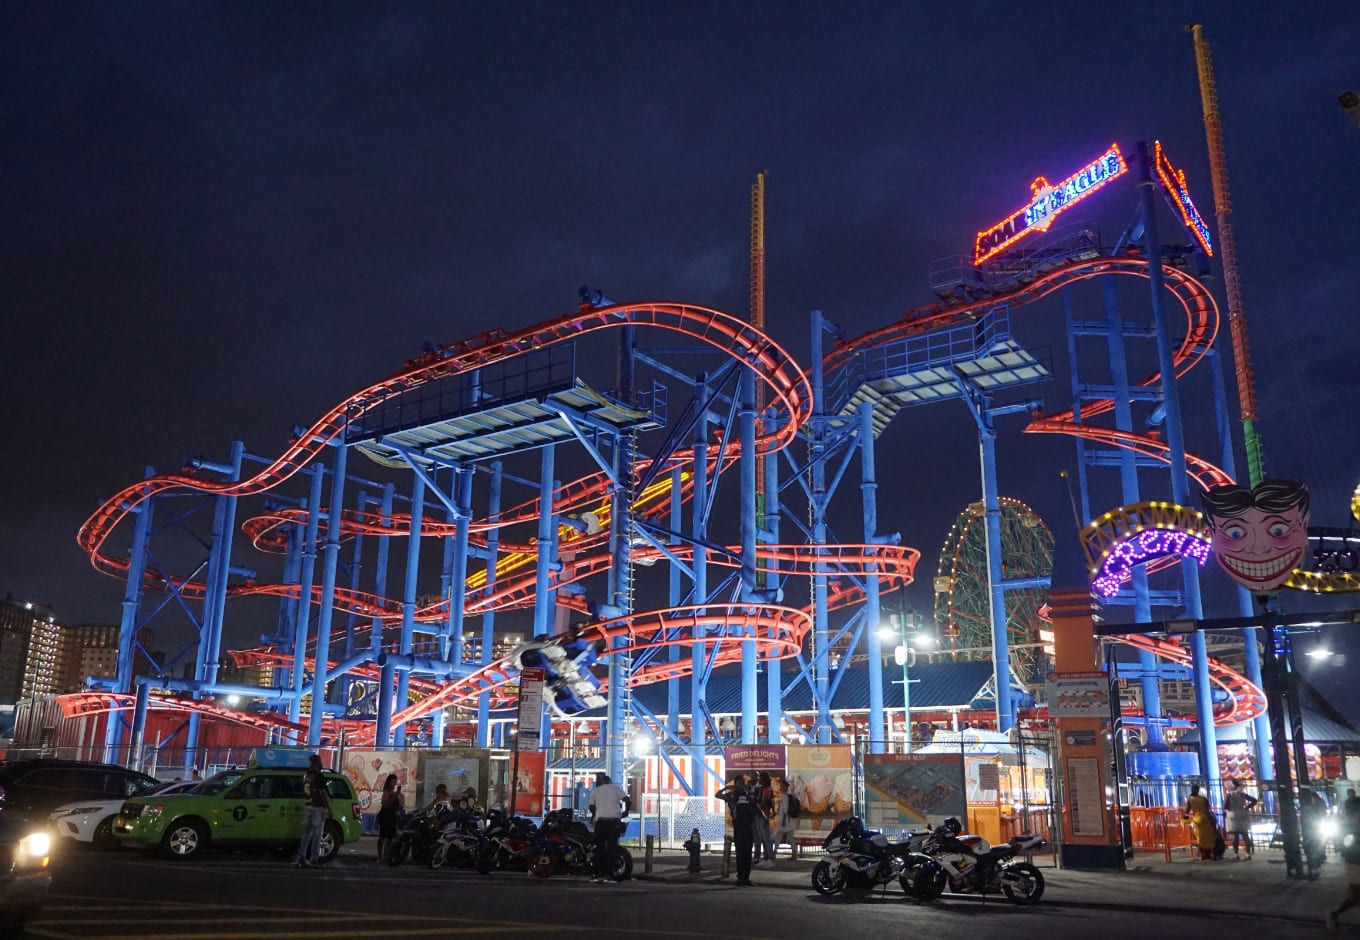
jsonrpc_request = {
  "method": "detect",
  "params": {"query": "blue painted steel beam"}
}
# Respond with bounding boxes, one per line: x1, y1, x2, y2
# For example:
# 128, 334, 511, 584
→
764, 416, 784, 745
393, 472, 425, 748
288, 466, 325, 729
739, 366, 759, 743
107, 471, 155, 760
689, 372, 710, 792
859, 402, 886, 754
1137, 140, 1217, 793
308, 441, 348, 747
476, 462, 502, 748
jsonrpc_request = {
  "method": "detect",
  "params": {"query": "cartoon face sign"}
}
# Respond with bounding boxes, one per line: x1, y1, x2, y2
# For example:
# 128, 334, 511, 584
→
1202, 481, 1310, 592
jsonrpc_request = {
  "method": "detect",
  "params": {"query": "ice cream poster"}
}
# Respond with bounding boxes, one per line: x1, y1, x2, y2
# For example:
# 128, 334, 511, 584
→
863, 753, 966, 830
342, 750, 415, 813
786, 744, 854, 832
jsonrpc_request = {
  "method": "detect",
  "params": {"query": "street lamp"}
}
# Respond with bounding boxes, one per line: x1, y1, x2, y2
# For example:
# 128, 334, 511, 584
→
880, 599, 939, 753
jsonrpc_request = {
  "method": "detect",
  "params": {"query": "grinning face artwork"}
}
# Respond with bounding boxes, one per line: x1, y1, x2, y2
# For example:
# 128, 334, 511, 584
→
1202, 481, 1310, 592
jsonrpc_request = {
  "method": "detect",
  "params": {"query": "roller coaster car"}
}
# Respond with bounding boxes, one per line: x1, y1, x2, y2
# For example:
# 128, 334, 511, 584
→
509, 635, 607, 716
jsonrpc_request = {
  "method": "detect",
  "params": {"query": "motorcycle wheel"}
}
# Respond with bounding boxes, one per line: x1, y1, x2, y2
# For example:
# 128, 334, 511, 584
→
811, 859, 846, 896
910, 867, 946, 902
610, 847, 633, 882
386, 837, 411, 867
1000, 862, 1045, 905
474, 846, 498, 875
530, 853, 556, 878
428, 842, 450, 871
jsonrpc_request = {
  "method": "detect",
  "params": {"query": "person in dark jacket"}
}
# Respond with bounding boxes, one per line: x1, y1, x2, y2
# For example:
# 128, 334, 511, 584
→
718, 774, 758, 886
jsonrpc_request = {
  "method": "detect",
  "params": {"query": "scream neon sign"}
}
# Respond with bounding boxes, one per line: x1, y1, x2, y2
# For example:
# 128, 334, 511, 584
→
974, 143, 1128, 265
1154, 141, 1213, 257
1092, 526, 1212, 599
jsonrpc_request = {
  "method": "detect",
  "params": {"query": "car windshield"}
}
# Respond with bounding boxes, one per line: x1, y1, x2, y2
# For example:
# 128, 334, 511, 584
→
188, 771, 243, 796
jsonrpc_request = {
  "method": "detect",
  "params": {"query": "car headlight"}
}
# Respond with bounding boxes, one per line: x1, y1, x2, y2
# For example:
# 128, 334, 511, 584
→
142, 804, 164, 819
19, 831, 51, 861
65, 806, 103, 817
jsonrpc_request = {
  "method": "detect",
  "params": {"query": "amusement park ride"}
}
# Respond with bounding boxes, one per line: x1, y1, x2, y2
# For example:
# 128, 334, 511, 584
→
59, 35, 1359, 841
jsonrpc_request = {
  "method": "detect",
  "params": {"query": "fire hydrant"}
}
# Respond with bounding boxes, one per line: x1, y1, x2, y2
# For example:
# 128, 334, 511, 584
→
683, 828, 703, 873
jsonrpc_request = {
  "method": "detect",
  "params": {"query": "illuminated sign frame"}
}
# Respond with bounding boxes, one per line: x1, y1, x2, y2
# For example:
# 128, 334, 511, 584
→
1153, 141, 1213, 257
973, 143, 1128, 265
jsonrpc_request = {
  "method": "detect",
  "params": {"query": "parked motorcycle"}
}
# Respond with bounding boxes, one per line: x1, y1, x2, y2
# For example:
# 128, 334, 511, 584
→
810, 817, 927, 896
474, 810, 539, 874
428, 809, 485, 870
386, 804, 456, 867
904, 817, 1046, 904
529, 808, 633, 881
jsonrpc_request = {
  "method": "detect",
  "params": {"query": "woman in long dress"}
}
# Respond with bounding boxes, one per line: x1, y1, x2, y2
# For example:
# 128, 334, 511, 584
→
1183, 783, 1216, 861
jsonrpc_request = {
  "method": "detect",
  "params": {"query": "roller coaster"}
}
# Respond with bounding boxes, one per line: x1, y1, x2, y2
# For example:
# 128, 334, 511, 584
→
63, 138, 1270, 791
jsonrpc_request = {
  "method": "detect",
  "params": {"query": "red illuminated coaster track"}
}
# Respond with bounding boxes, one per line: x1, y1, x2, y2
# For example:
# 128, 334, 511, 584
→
831, 253, 1260, 722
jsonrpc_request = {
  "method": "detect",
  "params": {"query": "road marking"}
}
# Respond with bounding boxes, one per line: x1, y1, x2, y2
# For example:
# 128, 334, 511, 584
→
90, 928, 529, 940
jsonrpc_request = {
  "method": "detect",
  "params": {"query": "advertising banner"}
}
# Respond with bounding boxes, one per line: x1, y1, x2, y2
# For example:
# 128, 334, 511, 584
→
342, 750, 416, 814
723, 745, 786, 774
863, 753, 966, 830
516, 667, 546, 752
787, 744, 854, 834
1046, 672, 1110, 717
511, 750, 547, 815
419, 748, 488, 808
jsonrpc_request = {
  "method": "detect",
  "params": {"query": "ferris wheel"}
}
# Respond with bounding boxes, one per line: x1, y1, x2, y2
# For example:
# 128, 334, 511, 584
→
933, 497, 1054, 684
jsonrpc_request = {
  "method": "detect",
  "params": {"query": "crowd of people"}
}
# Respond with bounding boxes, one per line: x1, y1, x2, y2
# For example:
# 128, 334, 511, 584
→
717, 771, 796, 886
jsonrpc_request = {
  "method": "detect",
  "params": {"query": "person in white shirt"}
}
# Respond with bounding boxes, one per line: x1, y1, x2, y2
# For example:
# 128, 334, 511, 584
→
588, 772, 630, 883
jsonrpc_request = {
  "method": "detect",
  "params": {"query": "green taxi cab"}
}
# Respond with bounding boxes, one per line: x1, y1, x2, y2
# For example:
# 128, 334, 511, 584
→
113, 755, 361, 863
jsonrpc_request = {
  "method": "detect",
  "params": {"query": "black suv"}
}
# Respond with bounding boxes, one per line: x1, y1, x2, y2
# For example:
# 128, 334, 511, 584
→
0, 759, 159, 821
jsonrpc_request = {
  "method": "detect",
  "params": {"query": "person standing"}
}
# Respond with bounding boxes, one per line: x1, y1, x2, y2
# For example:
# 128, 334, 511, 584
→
718, 773, 758, 886
292, 754, 332, 868
752, 772, 776, 869
588, 772, 629, 883
1223, 778, 1258, 860
376, 773, 402, 863
1326, 790, 1360, 930
772, 775, 796, 860
1182, 783, 1216, 861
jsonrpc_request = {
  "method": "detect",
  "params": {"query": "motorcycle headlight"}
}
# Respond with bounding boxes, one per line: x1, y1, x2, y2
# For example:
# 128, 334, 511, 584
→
19, 831, 52, 863
1319, 818, 1338, 839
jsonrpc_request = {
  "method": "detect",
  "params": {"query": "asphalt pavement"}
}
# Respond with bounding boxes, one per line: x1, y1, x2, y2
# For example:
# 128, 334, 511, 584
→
629, 838, 1356, 930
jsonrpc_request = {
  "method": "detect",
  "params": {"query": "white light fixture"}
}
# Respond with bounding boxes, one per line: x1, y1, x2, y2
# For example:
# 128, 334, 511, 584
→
1305, 648, 1333, 660
226, 694, 241, 706
912, 634, 936, 650
633, 737, 653, 756
877, 626, 896, 643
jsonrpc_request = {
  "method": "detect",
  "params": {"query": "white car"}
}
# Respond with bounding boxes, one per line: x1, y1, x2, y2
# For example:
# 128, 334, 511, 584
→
49, 779, 198, 849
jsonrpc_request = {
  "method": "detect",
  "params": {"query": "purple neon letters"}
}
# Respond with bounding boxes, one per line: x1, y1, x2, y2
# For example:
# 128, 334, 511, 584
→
1092, 527, 1212, 598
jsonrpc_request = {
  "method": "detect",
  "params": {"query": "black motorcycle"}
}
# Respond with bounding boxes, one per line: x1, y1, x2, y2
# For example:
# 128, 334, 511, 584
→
385, 804, 456, 867
474, 809, 539, 874
428, 808, 485, 870
904, 817, 1046, 904
811, 817, 927, 896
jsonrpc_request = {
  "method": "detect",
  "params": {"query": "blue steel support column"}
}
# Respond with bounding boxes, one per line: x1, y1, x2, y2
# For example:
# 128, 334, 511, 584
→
977, 410, 1014, 732
1063, 292, 1094, 526
375, 661, 397, 746
739, 365, 759, 744
308, 441, 348, 747
106, 468, 155, 760
394, 473, 426, 748
763, 425, 783, 744
339, 491, 366, 709
859, 403, 886, 754
667, 465, 683, 737
606, 325, 637, 784
1102, 277, 1163, 744
289, 467, 326, 728
369, 485, 395, 733
1138, 140, 1217, 793
189, 441, 244, 769
810, 311, 832, 744
131, 682, 151, 763
1209, 348, 1272, 780
689, 374, 710, 792
532, 448, 556, 640
476, 462, 502, 748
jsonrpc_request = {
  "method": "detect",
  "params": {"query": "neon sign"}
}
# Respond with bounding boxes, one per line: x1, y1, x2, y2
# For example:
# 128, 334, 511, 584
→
1154, 141, 1213, 257
1092, 527, 1212, 599
973, 143, 1128, 265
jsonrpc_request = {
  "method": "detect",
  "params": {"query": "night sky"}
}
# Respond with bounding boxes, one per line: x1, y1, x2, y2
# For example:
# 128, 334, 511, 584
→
4, 5, 1358, 719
